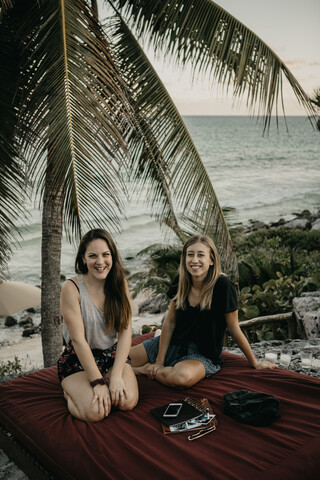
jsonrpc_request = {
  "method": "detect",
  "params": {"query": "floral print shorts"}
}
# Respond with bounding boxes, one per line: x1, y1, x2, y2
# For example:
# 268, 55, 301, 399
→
57, 342, 130, 383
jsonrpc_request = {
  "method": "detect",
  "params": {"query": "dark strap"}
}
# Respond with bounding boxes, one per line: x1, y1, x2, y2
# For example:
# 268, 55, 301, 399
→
68, 278, 80, 292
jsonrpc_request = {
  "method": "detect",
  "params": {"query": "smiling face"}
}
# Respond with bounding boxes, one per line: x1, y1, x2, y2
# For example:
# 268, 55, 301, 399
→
83, 238, 113, 280
185, 241, 214, 282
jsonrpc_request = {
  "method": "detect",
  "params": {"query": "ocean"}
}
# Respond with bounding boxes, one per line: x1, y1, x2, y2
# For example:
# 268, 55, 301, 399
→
6, 116, 320, 285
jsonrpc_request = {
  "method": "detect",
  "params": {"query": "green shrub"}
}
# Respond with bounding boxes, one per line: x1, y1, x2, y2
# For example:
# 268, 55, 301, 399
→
0, 357, 22, 377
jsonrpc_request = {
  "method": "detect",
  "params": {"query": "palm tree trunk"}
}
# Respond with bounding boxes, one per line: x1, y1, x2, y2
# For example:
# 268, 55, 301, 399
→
41, 165, 63, 367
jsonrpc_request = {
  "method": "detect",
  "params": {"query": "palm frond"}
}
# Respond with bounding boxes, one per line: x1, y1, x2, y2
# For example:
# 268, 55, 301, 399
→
310, 87, 320, 109
0, 1, 14, 11
130, 242, 180, 297
130, 269, 172, 294
116, 0, 316, 129
110, 14, 238, 278
136, 242, 182, 260
0, 3, 28, 272
16, 0, 132, 238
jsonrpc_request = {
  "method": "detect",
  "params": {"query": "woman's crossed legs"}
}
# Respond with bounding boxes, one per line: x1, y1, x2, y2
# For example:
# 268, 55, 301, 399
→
130, 342, 206, 389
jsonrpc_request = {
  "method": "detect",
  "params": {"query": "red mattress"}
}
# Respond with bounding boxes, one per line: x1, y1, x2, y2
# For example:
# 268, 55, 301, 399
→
0, 333, 319, 480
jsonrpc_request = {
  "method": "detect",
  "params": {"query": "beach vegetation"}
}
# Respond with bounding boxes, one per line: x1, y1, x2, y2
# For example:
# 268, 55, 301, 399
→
130, 243, 182, 298
0, 356, 22, 377
141, 325, 160, 335
231, 226, 320, 339
234, 228, 320, 288
0, 1, 316, 365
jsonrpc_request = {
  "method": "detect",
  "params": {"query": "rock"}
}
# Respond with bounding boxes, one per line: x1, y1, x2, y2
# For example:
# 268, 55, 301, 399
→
0, 450, 28, 480
307, 338, 320, 346
311, 219, 320, 230
18, 317, 34, 327
224, 338, 320, 378
26, 307, 36, 313
250, 221, 268, 230
283, 218, 310, 230
267, 340, 283, 347
292, 209, 311, 218
22, 326, 40, 337
270, 218, 286, 228
292, 294, 320, 339
5, 316, 17, 327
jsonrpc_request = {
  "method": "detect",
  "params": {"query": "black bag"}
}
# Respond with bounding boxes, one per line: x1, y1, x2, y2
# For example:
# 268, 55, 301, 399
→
223, 390, 281, 427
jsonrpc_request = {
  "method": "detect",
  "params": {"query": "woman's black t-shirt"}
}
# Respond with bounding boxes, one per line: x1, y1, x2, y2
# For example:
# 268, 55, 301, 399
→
167, 275, 238, 364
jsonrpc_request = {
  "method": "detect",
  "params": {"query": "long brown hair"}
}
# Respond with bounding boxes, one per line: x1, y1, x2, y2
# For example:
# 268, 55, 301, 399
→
175, 235, 223, 310
75, 229, 131, 333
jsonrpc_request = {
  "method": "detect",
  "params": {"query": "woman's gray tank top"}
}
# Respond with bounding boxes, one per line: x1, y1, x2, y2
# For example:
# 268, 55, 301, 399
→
62, 275, 117, 350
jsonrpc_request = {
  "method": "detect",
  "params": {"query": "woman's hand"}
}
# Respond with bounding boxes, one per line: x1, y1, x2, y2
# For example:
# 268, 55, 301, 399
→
91, 383, 111, 417
146, 362, 163, 380
108, 375, 127, 407
253, 360, 278, 370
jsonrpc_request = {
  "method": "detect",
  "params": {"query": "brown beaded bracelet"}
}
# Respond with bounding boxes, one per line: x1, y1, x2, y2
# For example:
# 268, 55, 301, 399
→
90, 378, 106, 388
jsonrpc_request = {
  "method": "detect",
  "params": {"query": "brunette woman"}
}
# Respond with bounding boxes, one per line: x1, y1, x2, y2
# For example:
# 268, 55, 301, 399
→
57, 229, 138, 421
130, 235, 276, 388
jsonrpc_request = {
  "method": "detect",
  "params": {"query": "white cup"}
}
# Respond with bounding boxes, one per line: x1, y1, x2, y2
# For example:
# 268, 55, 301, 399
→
301, 350, 312, 369
265, 352, 277, 364
280, 351, 291, 367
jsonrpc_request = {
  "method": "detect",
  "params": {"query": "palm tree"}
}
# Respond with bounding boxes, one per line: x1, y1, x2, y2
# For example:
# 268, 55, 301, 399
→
0, 0, 316, 366
1, 0, 132, 364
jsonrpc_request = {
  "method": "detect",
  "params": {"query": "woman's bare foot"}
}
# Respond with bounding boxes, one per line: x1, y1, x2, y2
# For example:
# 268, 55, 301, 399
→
133, 362, 152, 376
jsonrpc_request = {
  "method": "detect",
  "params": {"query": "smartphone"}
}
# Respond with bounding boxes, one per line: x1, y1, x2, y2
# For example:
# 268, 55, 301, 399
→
163, 403, 183, 417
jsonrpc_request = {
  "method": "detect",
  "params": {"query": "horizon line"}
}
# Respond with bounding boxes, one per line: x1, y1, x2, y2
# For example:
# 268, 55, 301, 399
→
181, 114, 310, 117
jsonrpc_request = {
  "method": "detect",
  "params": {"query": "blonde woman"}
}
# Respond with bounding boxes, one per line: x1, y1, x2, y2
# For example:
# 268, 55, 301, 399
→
130, 235, 276, 388
57, 229, 138, 422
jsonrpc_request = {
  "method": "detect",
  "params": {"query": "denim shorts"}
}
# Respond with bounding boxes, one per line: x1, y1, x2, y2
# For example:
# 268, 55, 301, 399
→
143, 335, 221, 378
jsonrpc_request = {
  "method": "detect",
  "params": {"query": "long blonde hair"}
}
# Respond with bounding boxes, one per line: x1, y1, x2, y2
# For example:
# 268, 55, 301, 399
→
175, 235, 223, 310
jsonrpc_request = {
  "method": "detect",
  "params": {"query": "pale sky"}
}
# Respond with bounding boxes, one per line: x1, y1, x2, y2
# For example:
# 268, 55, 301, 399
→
146, 0, 320, 115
